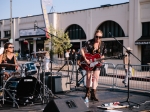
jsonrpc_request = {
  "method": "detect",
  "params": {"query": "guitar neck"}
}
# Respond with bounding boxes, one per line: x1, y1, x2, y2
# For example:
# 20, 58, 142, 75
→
96, 56, 117, 61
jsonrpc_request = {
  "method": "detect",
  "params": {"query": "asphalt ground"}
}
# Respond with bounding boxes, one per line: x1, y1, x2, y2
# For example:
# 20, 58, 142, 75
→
0, 85, 150, 112
0, 60, 150, 112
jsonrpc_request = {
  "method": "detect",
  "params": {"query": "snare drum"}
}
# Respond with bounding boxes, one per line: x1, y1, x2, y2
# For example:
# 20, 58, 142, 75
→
6, 76, 40, 98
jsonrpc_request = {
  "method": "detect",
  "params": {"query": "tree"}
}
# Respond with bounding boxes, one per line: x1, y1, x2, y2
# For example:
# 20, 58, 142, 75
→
45, 25, 72, 58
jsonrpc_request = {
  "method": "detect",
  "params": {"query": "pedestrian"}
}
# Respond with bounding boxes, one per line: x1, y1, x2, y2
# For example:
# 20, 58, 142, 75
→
76, 49, 86, 87
70, 49, 76, 64
44, 51, 50, 72
122, 47, 132, 87
25, 48, 30, 60
65, 49, 70, 65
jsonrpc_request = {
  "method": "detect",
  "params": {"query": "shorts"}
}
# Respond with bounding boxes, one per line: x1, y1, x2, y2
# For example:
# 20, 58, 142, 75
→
92, 66, 101, 71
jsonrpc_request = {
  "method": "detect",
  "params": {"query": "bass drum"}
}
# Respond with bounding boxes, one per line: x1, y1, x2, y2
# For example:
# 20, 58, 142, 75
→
6, 76, 40, 98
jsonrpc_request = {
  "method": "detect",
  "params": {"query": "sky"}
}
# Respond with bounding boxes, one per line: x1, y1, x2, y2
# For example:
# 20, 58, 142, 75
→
0, 0, 129, 20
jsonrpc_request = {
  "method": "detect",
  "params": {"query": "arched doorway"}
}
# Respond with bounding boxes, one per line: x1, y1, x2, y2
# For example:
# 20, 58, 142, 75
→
65, 24, 86, 51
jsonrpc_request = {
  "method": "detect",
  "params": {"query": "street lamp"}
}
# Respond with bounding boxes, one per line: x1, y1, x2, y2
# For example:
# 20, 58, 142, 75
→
34, 20, 38, 31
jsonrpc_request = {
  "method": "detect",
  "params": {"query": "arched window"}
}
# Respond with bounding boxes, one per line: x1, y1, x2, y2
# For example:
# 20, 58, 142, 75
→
65, 24, 86, 40
97, 20, 125, 37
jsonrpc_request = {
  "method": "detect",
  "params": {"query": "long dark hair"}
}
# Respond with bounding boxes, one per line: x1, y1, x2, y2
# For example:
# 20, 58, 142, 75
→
2, 42, 13, 61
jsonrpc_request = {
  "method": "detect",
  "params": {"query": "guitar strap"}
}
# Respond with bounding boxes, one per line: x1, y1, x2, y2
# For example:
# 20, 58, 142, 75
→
96, 41, 105, 56
101, 42, 105, 56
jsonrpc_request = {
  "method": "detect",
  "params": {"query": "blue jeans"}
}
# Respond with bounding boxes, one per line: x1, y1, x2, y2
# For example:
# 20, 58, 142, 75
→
123, 68, 132, 85
4, 70, 15, 75
78, 68, 86, 86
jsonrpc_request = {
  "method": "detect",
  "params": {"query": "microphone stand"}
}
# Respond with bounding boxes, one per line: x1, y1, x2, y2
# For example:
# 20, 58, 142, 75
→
108, 32, 141, 107
34, 22, 60, 99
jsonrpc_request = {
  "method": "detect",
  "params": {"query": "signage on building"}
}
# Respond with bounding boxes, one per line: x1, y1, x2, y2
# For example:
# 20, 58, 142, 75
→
19, 28, 45, 36
135, 42, 150, 45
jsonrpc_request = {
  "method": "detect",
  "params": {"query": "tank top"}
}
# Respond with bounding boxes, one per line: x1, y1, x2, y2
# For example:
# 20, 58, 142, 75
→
2, 55, 15, 70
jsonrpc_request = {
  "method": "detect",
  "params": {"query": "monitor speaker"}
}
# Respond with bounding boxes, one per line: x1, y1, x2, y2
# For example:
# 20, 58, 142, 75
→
43, 97, 88, 112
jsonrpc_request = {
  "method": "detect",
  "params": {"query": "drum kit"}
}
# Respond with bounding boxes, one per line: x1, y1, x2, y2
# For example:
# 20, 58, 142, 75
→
0, 51, 54, 108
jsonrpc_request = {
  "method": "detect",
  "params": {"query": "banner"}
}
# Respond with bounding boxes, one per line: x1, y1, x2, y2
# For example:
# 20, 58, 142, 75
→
42, 0, 52, 6
41, 0, 51, 38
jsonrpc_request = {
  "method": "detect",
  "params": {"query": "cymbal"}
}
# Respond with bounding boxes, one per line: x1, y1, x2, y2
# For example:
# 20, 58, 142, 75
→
0, 63, 17, 67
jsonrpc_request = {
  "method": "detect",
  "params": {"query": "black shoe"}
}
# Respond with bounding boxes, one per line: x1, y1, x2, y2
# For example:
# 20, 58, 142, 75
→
77, 83, 80, 87
122, 81, 127, 87
125, 85, 128, 87
122, 81, 125, 84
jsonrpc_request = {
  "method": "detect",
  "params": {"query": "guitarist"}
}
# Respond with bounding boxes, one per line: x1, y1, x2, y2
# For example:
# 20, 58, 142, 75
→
80, 30, 106, 101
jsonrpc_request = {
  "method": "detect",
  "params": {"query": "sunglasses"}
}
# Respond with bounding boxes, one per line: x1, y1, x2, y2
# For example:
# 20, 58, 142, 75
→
95, 36, 102, 39
8, 47, 14, 48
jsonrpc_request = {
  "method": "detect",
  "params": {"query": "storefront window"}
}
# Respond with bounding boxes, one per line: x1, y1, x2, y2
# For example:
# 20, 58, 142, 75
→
70, 42, 80, 52
142, 22, 150, 37
36, 40, 44, 51
21, 41, 28, 56
4, 30, 11, 37
104, 40, 123, 59
142, 45, 150, 65
82, 41, 86, 47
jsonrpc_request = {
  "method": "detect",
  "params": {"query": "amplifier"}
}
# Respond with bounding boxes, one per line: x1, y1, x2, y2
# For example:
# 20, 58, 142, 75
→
42, 72, 70, 93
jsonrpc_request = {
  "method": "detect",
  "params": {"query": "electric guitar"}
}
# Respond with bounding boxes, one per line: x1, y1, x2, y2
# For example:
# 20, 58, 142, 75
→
80, 53, 118, 71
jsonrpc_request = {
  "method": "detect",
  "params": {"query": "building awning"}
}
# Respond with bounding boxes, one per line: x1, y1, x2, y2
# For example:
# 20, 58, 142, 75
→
135, 37, 150, 45
15, 35, 46, 41
0, 38, 10, 41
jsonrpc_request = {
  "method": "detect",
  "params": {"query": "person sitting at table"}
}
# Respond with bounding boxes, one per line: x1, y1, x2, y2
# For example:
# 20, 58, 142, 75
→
0, 42, 18, 80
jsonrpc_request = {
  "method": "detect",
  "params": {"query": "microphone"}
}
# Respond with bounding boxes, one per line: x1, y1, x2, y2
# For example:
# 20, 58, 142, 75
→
108, 32, 112, 37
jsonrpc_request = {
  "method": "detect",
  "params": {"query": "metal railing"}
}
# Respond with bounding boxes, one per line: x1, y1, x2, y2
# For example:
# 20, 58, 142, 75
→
114, 64, 150, 92
37, 58, 150, 93
98, 63, 116, 87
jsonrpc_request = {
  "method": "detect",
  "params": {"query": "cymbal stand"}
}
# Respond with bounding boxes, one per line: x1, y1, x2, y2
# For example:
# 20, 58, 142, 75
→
0, 67, 19, 108
21, 64, 26, 77
36, 56, 55, 104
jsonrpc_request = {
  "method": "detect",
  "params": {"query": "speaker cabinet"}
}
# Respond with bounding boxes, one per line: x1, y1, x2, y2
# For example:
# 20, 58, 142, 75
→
43, 97, 88, 112
41, 72, 70, 93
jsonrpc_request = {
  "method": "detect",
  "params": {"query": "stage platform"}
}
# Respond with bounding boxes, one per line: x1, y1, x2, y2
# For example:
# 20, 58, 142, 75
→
0, 85, 150, 112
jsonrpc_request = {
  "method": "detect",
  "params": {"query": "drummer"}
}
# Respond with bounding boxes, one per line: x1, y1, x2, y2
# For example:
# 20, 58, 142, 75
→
0, 42, 18, 80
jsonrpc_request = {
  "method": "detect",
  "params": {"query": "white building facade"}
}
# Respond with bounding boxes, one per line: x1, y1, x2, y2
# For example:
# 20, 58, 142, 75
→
0, 0, 150, 65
